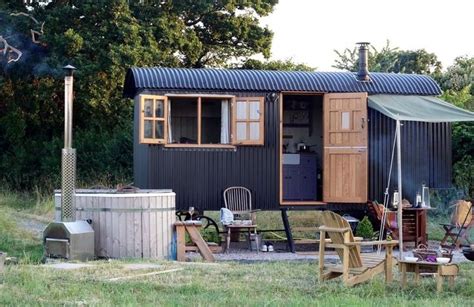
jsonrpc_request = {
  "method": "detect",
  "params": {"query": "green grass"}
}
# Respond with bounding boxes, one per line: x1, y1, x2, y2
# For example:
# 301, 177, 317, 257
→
0, 190, 53, 264
0, 260, 473, 306
0, 191, 473, 305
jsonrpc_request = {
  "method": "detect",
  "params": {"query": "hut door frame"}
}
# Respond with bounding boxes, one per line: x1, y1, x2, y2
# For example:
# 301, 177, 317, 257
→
279, 92, 325, 206
322, 92, 368, 203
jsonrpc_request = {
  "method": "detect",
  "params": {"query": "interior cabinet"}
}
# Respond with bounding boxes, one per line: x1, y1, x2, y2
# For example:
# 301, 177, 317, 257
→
283, 154, 318, 200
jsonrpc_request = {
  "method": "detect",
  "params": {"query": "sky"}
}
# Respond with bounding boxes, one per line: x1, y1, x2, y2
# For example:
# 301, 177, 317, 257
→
260, 0, 473, 71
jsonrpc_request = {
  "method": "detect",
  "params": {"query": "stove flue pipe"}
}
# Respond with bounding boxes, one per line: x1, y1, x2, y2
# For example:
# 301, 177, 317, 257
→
356, 42, 370, 82
61, 65, 77, 222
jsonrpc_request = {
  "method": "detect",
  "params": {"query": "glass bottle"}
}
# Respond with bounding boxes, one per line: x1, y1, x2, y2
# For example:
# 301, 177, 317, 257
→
415, 192, 422, 208
393, 190, 400, 209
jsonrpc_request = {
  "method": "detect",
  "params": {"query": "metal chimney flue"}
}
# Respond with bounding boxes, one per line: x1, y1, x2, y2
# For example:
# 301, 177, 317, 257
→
356, 42, 370, 82
61, 64, 77, 222
43, 66, 95, 261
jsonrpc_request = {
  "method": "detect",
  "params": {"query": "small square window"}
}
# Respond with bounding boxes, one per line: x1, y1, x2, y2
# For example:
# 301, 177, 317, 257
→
341, 111, 350, 130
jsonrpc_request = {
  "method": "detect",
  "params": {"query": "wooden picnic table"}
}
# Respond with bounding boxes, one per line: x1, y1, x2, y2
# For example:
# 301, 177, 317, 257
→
399, 260, 459, 292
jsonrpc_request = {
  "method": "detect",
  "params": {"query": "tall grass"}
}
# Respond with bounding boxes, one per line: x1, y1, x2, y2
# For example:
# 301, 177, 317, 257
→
0, 260, 472, 305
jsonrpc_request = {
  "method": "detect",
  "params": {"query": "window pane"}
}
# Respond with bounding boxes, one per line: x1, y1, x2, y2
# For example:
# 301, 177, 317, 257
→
249, 100, 261, 120
236, 122, 247, 141
249, 122, 260, 140
169, 98, 198, 144
341, 111, 350, 130
201, 99, 222, 144
144, 99, 153, 117
144, 120, 153, 138
236, 101, 247, 120
155, 120, 164, 139
155, 99, 165, 118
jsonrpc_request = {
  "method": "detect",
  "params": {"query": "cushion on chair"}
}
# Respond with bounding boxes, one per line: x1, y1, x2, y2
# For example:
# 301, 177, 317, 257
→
376, 204, 398, 229
220, 208, 234, 225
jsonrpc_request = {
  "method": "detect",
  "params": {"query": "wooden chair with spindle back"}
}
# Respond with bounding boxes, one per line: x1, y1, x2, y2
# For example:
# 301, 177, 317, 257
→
223, 187, 260, 253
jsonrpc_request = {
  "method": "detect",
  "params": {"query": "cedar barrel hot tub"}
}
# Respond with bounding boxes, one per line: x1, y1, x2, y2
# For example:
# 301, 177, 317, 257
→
54, 189, 176, 259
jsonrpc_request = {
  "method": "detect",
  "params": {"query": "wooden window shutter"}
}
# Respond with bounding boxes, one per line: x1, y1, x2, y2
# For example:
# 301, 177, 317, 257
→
231, 97, 264, 145
139, 95, 168, 144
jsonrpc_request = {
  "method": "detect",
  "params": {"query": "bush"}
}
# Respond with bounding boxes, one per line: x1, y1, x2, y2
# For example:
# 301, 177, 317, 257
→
0, 124, 133, 191
453, 155, 474, 200
356, 216, 374, 239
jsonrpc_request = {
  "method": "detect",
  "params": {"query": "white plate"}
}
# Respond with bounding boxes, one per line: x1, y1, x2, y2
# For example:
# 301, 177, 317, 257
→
436, 257, 450, 264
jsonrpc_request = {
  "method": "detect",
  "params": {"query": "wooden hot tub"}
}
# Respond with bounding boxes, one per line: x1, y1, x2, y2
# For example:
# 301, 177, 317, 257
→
55, 189, 176, 259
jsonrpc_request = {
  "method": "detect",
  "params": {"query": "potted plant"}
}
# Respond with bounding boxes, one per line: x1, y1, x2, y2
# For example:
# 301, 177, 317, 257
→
355, 216, 375, 253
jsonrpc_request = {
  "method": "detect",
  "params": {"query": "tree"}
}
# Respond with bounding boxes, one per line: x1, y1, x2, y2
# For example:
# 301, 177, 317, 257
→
0, 0, 278, 189
333, 40, 442, 75
129, 0, 276, 67
238, 58, 315, 71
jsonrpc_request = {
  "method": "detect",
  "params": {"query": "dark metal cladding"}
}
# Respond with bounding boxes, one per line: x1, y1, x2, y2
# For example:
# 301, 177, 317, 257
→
368, 108, 452, 204
134, 92, 453, 211
134, 91, 279, 211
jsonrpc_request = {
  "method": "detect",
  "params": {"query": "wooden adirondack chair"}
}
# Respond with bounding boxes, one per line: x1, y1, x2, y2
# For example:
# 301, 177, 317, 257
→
318, 211, 399, 287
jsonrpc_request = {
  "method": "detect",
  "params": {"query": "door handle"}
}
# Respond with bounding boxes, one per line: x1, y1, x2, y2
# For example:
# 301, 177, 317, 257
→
361, 117, 366, 129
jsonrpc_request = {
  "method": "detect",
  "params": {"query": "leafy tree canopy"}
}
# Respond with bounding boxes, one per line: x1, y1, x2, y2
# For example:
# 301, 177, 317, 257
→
0, 0, 278, 189
237, 58, 315, 71
333, 40, 442, 75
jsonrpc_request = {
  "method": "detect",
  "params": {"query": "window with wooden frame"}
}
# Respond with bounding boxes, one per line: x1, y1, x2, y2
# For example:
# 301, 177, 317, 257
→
140, 95, 167, 144
166, 96, 233, 147
140, 94, 265, 147
232, 97, 265, 145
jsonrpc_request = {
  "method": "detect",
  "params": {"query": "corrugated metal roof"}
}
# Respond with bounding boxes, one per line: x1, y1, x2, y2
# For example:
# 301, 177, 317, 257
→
123, 67, 441, 98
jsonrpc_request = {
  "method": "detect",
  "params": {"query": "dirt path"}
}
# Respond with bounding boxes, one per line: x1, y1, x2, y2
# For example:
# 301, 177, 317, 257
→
12, 212, 48, 238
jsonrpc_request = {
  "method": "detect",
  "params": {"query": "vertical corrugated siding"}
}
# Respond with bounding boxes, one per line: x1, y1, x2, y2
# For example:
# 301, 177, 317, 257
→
135, 93, 453, 211
133, 96, 149, 188
144, 92, 279, 211
368, 108, 452, 203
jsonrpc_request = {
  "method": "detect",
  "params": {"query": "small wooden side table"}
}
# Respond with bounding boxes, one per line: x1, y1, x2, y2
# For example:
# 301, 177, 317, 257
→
399, 261, 459, 292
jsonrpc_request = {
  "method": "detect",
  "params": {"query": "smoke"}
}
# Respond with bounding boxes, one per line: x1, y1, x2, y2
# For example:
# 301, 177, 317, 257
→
0, 10, 61, 78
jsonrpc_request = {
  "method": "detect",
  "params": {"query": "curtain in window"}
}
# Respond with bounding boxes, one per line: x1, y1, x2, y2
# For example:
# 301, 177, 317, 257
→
168, 100, 172, 143
220, 99, 230, 144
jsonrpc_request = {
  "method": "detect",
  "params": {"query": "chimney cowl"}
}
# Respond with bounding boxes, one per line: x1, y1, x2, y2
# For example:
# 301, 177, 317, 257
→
63, 64, 76, 77
356, 42, 370, 82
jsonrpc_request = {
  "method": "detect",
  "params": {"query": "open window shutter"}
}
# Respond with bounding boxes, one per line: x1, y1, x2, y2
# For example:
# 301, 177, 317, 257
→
231, 97, 264, 145
323, 93, 368, 203
139, 95, 168, 144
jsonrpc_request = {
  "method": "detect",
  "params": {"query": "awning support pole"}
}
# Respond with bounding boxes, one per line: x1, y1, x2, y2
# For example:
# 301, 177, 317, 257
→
396, 119, 403, 260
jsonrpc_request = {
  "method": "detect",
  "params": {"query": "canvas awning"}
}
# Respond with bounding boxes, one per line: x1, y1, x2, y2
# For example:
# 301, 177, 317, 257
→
368, 95, 474, 122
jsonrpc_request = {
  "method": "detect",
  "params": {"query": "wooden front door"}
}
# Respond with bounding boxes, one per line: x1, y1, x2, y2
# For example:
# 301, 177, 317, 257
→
323, 93, 368, 203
